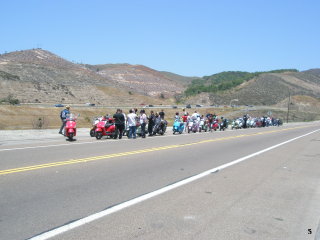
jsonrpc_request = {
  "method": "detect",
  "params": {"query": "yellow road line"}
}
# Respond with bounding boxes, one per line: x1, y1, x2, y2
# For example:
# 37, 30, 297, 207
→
0, 126, 309, 175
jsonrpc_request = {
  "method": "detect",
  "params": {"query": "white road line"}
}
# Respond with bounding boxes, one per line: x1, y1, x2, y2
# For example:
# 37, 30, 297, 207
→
28, 129, 320, 240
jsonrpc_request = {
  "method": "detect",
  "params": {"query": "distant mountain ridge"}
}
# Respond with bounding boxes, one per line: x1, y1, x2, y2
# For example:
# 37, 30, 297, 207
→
0, 49, 187, 104
0, 49, 319, 107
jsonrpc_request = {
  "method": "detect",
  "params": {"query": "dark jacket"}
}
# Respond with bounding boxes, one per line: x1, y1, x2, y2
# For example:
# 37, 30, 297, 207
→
148, 114, 156, 124
113, 113, 125, 125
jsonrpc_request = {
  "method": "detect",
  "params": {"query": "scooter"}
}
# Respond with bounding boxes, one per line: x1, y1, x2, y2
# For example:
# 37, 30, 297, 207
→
231, 118, 244, 129
124, 123, 143, 138
219, 119, 228, 131
212, 120, 219, 131
172, 120, 184, 134
152, 118, 167, 135
64, 113, 78, 141
90, 116, 103, 137
191, 120, 199, 133
199, 118, 205, 132
187, 120, 193, 133
95, 117, 118, 140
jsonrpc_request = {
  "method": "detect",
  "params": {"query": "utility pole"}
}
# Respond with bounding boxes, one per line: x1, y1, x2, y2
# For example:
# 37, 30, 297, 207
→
286, 90, 291, 123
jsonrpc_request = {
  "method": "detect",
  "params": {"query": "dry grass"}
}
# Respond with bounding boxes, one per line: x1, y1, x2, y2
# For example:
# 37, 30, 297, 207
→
1, 102, 319, 130
0, 105, 232, 130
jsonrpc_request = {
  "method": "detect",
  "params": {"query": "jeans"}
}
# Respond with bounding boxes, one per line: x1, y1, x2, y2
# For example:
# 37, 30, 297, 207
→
59, 119, 66, 134
141, 123, 146, 138
148, 122, 154, 135
129, 126, 136, 139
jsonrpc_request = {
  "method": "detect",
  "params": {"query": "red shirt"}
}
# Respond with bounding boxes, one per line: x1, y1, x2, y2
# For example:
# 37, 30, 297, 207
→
182, 115, 188, 122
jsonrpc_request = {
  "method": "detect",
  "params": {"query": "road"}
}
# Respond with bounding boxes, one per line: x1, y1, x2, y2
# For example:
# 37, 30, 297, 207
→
0, 123, 320, 240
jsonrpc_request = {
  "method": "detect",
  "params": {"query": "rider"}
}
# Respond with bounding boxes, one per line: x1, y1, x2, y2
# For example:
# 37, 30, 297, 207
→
59, 105, 70, 135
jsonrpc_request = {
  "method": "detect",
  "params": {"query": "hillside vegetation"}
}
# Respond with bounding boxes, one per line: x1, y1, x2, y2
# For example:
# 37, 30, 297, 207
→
185, 69, 298, 96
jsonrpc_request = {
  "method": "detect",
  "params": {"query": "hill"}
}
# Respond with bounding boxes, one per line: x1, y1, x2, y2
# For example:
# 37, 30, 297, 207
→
159, 71, 195, 86
84, 64, 183, 97
303, 68, 320, 76
0, 49, 184, 105
0, 49, 319, 108
184, 70, 320, 106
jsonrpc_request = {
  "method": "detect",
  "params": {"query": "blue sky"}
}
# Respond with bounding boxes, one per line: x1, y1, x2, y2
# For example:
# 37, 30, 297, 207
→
1, 0, 319, 76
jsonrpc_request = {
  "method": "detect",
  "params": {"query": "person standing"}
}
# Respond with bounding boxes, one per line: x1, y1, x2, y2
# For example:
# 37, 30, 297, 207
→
182, 113, 188, 132
159, 109, 165, 120
139, 109, 147, 138
113, 109, 125, 139
174, 112, 180, 121
59, 105, 70, 135
127, 109, 137, 139
147, 110, 156, 136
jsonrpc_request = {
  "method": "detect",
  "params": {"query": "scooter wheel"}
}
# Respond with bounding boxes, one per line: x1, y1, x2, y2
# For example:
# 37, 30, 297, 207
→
68, 133, 74, 141
96, 132, 103, 140
90, 129, 95, 137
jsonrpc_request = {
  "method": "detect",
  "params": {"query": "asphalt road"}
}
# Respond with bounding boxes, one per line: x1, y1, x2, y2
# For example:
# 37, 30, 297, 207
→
1, 123, 320, 240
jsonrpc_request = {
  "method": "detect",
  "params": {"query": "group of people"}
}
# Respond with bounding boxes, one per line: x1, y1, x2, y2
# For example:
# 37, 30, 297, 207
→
174, 110, 222, 132
59, 106, 167, 139
111, 108, 166, 139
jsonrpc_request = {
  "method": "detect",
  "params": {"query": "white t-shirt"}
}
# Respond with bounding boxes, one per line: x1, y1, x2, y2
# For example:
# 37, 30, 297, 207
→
127, 113, 137, 127
140, 113, 147, 124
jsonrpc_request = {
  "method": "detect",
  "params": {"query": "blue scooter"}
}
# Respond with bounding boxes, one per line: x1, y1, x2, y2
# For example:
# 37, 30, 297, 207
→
173, 120, 184, 134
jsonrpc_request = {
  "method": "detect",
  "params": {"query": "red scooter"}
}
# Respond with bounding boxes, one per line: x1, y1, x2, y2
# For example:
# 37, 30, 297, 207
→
211, 119, 219, 131
95, 117, 118, 139
64, 113, 78, 141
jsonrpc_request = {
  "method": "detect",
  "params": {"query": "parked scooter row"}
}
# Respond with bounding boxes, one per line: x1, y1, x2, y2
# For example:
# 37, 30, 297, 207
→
231, 115, 283, 129
186, 118, 227, 133
61, 112, 282, 141
89, 116, 168, 140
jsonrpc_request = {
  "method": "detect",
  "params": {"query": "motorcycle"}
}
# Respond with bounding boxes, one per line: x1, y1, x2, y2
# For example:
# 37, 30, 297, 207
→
247, 118, 256, 128
64, 113, 78, 141
231, 118, 244, 129
172, 119, 184, 134
95, 117, 118, 140
152, 118, 167, 135
124, 123, 143, 138
219, 119, 228, 131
